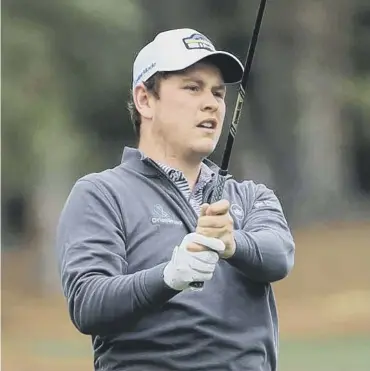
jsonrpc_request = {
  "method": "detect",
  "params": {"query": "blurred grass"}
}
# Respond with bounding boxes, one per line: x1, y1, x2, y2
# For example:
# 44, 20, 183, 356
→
279, 336, 370, 371
4, 334, 370, 371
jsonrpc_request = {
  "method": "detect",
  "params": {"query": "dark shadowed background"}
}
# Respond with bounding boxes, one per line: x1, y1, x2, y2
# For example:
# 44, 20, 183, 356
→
2, 0, 370, 370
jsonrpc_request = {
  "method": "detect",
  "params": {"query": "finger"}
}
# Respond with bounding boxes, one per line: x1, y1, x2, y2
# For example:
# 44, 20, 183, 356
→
186, 242, 209, 252
196, 226, 225, 239
197, 214, 231, 228
207, 199, 230, 215
192, 250, 219, 264
199, 203, 210, 217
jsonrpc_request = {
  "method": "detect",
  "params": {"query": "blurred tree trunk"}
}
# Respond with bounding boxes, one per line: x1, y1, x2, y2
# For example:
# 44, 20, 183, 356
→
292, 0, 353, 224
32, 115, 84, 294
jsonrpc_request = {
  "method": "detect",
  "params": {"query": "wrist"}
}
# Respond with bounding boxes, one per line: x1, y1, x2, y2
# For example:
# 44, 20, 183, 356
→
163, 262, 184, 291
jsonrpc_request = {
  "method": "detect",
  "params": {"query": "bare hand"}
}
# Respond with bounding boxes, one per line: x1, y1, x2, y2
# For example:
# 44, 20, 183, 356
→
195, 200, 236, 259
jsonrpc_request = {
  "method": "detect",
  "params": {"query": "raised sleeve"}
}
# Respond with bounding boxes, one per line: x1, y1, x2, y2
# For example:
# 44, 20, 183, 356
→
56, 178, 178, 336
227, 183, 295, 283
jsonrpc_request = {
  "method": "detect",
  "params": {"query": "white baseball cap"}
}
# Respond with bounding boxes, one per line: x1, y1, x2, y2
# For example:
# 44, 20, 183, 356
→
132, 28, 244, 89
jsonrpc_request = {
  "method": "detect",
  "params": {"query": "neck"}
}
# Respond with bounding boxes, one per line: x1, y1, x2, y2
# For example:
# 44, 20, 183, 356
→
139, 142, 202, 190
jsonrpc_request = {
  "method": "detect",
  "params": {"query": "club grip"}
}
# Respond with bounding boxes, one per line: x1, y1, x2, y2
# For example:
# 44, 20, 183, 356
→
189, 173, 228, 290
211, 173, 227, 203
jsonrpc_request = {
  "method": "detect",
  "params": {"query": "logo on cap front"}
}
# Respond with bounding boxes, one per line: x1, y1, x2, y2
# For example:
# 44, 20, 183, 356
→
182, 33, 215, 52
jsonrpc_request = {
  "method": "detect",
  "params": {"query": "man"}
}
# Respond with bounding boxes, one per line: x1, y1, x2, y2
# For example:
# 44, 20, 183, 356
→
56, 28, 295, 371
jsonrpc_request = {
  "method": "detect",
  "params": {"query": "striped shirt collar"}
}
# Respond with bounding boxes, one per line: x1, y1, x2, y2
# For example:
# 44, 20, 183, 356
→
157, 161, 215, 186
139, 151, 215, 214
138, 150, 215, 183
156, 162, 214, 215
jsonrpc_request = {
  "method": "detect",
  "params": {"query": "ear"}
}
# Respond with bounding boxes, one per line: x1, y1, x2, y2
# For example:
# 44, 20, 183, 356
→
133, 84, 154, 120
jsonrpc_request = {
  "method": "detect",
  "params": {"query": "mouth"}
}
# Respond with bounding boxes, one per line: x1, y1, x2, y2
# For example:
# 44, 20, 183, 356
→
196, 119, 217, 132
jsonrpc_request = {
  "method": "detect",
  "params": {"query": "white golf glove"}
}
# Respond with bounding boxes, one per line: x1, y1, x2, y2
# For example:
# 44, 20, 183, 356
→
163, 232, 225, 291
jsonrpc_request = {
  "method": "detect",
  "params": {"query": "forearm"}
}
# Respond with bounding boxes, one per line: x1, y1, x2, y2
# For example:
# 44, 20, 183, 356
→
64, 262, 178, 336
57, 179, 178, 336
227, 228, 295, 283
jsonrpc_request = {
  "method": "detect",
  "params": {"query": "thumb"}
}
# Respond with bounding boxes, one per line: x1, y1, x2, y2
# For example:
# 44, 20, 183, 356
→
199, 203, 209, 217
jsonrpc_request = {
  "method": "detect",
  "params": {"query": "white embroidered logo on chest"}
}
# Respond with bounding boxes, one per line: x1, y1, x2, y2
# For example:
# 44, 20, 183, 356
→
151, 204, 183, 226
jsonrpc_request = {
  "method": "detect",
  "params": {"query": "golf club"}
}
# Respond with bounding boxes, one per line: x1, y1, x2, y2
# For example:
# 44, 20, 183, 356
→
190, 0, 268, 290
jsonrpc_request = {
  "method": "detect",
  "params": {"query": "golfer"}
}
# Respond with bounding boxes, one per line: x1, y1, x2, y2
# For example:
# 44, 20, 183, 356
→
56, 28, 295, 371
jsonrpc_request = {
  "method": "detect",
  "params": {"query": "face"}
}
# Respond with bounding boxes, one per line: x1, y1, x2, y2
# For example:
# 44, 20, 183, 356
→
138, 62, 226, 161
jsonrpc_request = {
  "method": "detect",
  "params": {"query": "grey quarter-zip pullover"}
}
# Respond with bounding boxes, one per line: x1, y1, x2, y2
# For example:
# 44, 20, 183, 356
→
56, 146, 295, 371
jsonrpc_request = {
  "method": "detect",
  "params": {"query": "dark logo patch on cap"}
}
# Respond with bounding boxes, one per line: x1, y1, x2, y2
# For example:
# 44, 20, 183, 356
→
182, 33, 215, 52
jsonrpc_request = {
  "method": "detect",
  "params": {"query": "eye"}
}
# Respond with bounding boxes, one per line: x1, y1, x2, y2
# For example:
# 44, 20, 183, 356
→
213, 91, 224, 98
185, 85, 200, 92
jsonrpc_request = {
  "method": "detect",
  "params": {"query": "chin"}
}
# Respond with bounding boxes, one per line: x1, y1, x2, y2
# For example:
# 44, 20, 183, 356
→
190, 140, 217, 158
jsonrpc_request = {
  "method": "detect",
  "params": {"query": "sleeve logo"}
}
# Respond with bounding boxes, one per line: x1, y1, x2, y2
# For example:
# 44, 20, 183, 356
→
230, 203, 244, 220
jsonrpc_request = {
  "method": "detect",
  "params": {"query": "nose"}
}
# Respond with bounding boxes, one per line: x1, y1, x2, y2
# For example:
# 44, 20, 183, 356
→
201, 90, 219, 112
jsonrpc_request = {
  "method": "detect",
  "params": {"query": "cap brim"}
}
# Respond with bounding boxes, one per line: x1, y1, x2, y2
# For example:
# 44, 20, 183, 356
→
143, 50, 244, 87
201, 51, 244, 84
